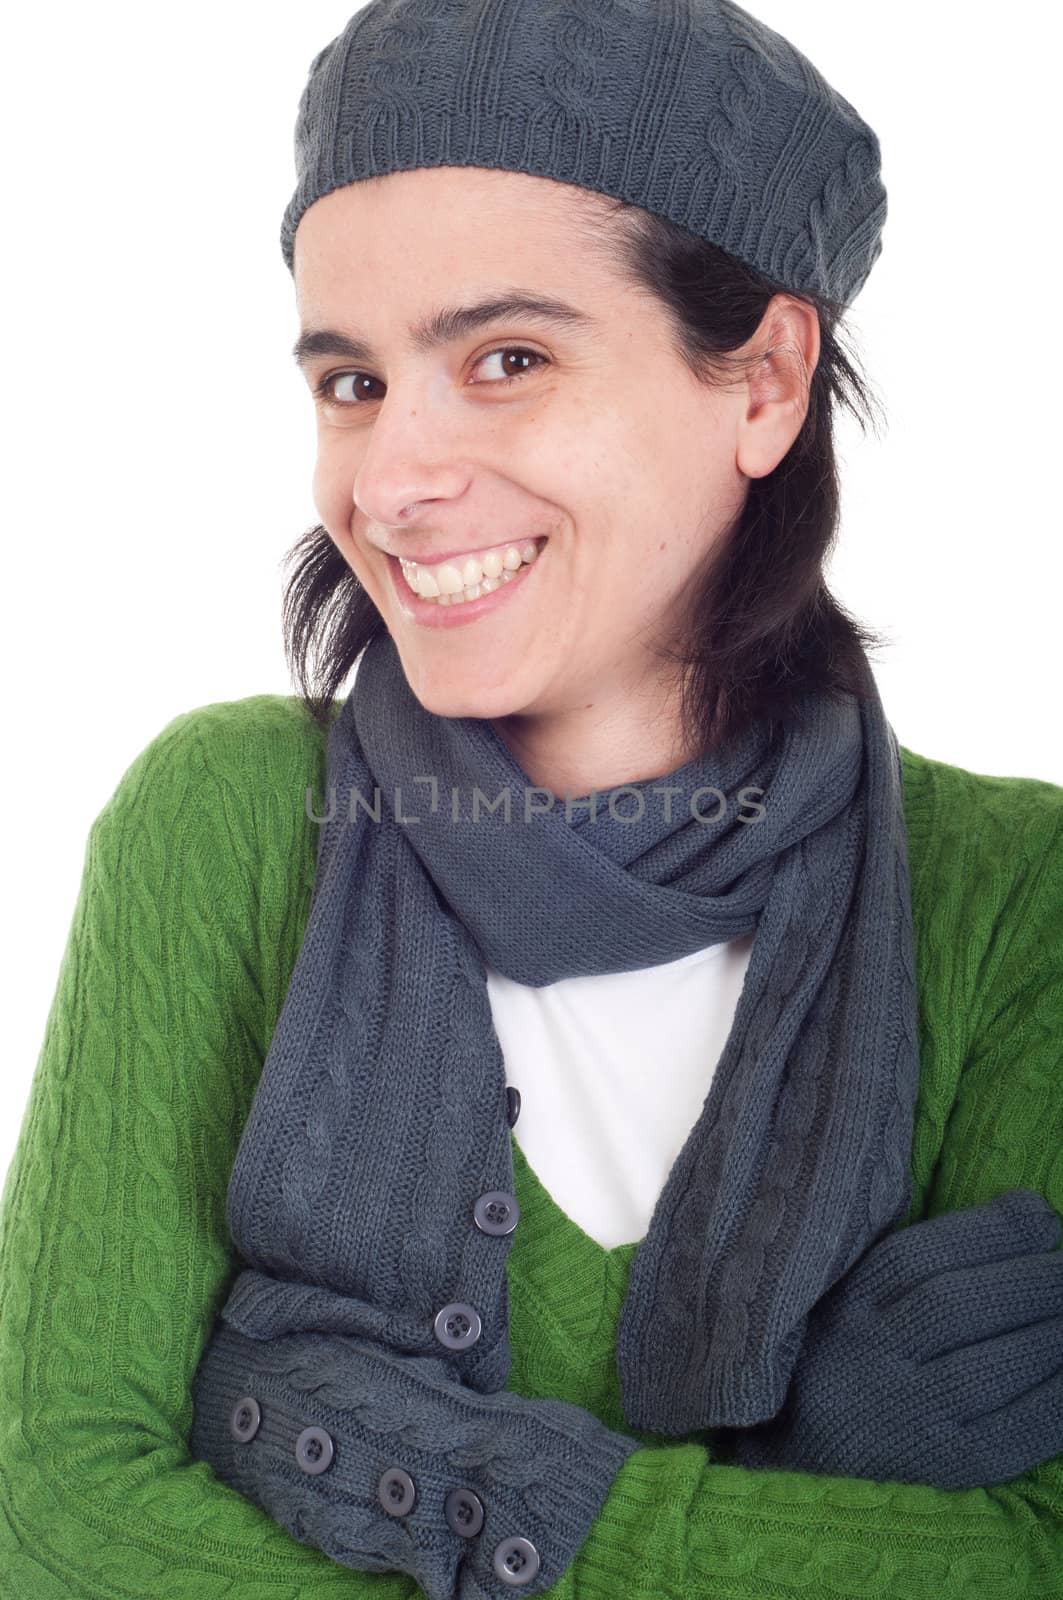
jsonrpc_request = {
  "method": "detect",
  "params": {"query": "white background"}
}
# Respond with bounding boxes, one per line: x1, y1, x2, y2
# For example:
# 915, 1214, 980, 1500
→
3, 3, 1061, 1187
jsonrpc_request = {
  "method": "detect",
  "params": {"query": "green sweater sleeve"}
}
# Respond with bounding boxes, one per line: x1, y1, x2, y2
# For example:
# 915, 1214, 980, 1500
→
563, 772, 1063, 1600
0, 700, 418, 1597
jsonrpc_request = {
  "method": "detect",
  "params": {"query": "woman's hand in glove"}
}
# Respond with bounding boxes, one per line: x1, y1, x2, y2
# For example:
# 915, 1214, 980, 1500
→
191, 1310, 639, 1600
711, 1187, 1063, 1488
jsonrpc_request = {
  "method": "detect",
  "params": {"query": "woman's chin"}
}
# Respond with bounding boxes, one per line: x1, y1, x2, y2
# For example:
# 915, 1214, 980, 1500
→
405, 677, 533, 722
387, 627, 550, 722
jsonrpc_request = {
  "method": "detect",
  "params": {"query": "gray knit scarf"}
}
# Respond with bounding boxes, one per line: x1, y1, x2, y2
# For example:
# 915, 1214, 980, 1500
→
220, 627, 919, 1435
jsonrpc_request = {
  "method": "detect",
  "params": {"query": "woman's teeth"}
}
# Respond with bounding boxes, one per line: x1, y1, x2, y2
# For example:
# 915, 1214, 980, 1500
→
399, 538, 544, 605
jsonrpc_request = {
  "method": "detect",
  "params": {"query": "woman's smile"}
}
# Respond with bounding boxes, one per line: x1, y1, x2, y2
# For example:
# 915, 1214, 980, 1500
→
384, 536, 547, 629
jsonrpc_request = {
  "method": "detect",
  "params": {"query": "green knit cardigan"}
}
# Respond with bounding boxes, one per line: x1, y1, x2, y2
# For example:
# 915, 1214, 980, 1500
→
2, 695, 1062, 1599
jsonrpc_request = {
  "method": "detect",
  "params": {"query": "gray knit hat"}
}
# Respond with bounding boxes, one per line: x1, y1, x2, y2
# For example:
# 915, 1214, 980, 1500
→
281, 0, 886, 309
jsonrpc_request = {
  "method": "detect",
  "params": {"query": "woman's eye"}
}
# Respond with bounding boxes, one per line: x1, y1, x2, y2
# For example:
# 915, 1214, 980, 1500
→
315, 346, 547, 406
469, 347, 547, 387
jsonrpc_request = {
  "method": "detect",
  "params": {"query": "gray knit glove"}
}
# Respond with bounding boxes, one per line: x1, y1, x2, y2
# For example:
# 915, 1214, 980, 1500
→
710, 1188, 1063, 1489
190, 1315, 638, 1600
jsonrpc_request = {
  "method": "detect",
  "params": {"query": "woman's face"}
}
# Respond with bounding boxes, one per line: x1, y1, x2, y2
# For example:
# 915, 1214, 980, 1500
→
293, 166, 809, 782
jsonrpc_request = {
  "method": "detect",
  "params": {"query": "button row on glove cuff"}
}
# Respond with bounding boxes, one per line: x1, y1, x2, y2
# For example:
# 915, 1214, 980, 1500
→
229, 1390, 541, 1586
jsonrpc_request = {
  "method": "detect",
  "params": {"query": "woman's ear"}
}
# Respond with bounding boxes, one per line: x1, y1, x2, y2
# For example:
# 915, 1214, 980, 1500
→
736, 297, 821, 481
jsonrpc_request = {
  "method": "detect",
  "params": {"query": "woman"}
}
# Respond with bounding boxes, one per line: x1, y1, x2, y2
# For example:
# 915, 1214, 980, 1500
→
2, 1, 1062, 1596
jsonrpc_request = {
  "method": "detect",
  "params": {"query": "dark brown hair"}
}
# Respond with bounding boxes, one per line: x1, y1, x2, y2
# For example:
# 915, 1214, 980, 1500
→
281, 188, 889, 757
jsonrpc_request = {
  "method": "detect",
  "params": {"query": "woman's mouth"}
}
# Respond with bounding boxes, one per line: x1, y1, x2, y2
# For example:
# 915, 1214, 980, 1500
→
385, 537, 548, 629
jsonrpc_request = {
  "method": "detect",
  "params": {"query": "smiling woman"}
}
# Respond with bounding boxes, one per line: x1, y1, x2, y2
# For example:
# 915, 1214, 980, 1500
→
282, 169, 884, 794
3, 2, 1063, 1599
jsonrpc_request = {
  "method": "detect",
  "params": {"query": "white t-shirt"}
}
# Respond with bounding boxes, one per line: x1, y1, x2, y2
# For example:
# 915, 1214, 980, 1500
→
485, 933, 755, 1250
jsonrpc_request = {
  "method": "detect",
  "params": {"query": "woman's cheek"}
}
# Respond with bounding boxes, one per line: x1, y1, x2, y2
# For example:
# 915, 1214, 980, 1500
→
311, 457, 350, 542
310, 455, 330, 525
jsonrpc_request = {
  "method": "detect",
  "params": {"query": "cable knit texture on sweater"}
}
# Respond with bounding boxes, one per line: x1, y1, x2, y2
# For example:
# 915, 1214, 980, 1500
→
1, 693, 1062, 1598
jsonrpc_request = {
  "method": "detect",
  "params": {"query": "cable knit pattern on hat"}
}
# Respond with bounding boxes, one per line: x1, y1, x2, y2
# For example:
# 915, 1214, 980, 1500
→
279, 0, 887, 307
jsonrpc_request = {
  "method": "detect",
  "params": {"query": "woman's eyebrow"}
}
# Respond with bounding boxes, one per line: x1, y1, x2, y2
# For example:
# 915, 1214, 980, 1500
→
292, 290, 601, 370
